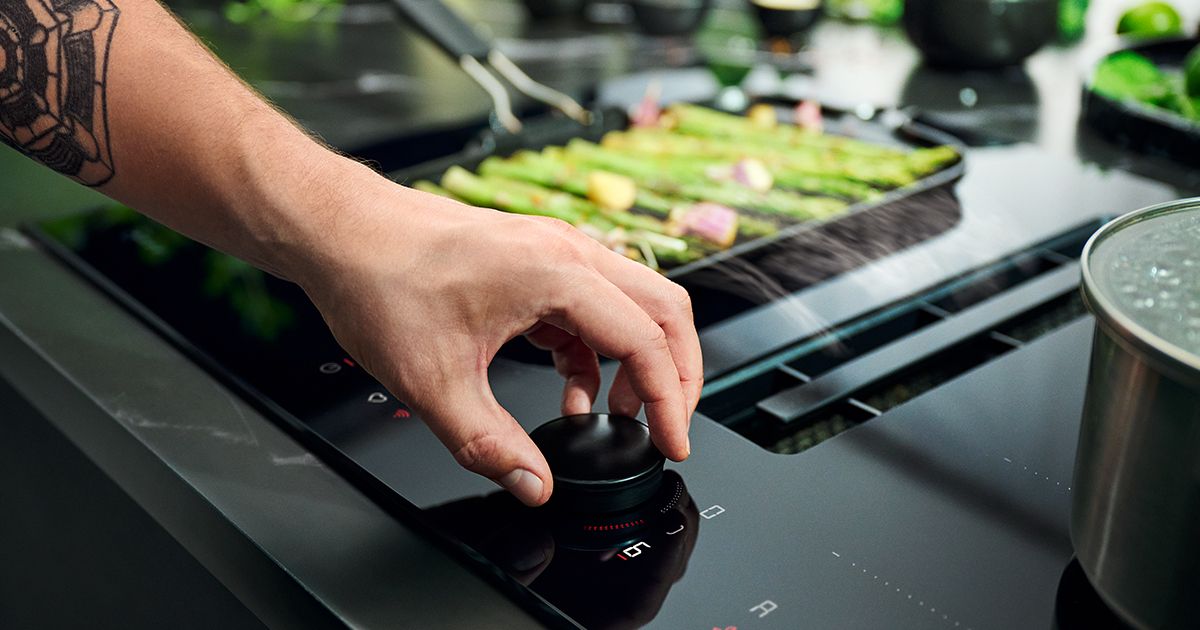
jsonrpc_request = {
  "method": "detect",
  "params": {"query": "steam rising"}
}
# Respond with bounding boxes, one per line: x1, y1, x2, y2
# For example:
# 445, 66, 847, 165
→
683, 189, 965, 340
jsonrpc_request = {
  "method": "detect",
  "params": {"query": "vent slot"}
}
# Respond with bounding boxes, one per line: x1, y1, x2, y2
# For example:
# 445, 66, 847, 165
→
702, 220, 1102, 456
697, 369, 805, 426
786, 306, 946, 379
929, 253, 1062, 314
852, 334, 1017, 415
741, 287, 1086, 455
766, 401, 877, 455
992, 290, 1087, 344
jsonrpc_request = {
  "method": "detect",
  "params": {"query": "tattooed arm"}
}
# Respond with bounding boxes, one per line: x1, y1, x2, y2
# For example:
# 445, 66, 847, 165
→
0, 0, 699, 505
1, 0, 353, 275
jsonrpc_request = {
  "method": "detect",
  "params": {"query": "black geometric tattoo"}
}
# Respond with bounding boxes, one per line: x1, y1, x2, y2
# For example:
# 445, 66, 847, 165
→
0, 0, 119, 186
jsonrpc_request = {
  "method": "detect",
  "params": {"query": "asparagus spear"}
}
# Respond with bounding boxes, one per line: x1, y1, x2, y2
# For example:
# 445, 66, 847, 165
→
412, 180, 460, 200
666, 103, 911, 161
602, 128, 913, 188
905, 145, 961, 176
557, 141, 849, 221
481, 153, 781, 240
440, 166, 701, 266
483, 174, 671, 235
478, 153, 589, 197
484, 152, 686, 214
441, 166, 584, 224
669, 105, 963, 179
772, 172, 885, 201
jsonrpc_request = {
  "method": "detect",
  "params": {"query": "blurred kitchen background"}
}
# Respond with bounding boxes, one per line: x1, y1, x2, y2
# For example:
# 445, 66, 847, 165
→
4, 0, 1200, 224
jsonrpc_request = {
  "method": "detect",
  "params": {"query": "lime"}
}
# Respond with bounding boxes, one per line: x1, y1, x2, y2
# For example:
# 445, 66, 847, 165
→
1185, 43, 1200, 98
1116, 1, 1184, 39
1092, 51, 1173, 105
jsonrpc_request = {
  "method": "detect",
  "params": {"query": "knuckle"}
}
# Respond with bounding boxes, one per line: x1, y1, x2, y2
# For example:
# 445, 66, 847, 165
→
644, 325, 670, 353
451, 433, 505, 473
536, 216, 579, 241
666, 282, 693, 315
544, 230, 588, 265
620, 323, 669, 366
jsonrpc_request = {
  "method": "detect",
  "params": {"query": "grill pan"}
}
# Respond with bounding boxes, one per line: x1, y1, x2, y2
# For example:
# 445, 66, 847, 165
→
390, 100, 967, 284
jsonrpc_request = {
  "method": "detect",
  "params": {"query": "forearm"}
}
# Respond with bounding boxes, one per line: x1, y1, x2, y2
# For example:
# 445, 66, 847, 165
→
1, 0, 378, 276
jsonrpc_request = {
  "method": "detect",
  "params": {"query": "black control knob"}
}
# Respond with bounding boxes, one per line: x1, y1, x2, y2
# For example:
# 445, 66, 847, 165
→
531, 414, 666, 513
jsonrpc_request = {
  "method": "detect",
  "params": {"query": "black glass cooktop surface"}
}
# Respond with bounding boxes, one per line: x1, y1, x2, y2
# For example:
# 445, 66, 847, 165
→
32, 144, 1175, 628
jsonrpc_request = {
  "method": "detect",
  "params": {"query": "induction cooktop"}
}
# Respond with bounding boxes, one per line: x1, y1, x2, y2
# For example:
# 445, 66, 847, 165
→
31, 143, 1175, 628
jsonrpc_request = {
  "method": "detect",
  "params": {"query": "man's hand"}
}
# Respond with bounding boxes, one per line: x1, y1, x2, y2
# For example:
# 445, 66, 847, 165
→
0, 0, 700, 506
292, 182, 702, 506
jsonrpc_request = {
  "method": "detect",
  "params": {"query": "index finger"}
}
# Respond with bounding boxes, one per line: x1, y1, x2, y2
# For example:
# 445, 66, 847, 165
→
592, 252, 704, 416
543, 270, 690, 460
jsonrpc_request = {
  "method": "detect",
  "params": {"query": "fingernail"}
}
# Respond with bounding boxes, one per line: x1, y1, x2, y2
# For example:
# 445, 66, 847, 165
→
684, 436, 692, 458
499, 469, 544, 506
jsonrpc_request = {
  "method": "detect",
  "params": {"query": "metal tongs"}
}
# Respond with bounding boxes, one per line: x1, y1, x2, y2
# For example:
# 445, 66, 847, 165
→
388, 0, 591, 133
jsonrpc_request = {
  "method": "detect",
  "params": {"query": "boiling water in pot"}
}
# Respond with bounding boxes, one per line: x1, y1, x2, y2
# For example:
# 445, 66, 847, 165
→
1089, 206, 1200, 358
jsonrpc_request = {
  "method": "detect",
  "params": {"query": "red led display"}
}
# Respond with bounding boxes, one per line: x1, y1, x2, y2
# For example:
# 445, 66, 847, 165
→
581, 518, 646, 532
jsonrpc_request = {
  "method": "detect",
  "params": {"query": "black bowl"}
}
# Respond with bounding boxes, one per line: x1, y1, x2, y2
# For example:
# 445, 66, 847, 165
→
521, 0, 584, 19
751, 1, 823, 39
1083, 37, 1200, 167
630, 0, 713, 36
903, 0, 1058, 69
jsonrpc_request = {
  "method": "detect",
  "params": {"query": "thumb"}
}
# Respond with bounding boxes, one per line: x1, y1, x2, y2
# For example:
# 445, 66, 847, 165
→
417, 376, 554, 507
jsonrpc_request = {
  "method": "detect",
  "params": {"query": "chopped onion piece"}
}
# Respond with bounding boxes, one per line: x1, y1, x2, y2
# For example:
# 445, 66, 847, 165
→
668, 203, 739, 249
631, 80, 663, 128
705, 158, 773, 192
794, 99, 824, 133
732, 158, 773, 191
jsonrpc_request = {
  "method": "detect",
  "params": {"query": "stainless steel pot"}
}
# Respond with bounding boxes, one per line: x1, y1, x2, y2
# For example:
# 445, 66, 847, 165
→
1073, 198, 1200, 629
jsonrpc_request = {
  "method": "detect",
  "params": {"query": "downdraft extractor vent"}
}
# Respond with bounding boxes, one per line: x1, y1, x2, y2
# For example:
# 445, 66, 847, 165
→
698, 221, 1099, 455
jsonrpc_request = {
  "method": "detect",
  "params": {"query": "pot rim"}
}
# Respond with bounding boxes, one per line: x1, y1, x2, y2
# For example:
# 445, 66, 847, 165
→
1080, 197, 1200, 385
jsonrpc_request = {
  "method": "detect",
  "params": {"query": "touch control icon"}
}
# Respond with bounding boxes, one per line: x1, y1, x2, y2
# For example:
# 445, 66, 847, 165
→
750, 600, 777, 618
319, 362, 342, 374
367, 392, 388, 404
700, 505, 725, 519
